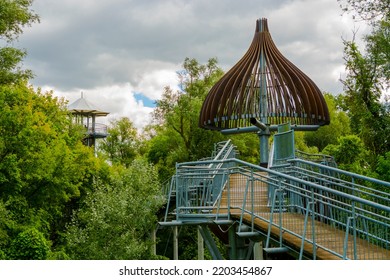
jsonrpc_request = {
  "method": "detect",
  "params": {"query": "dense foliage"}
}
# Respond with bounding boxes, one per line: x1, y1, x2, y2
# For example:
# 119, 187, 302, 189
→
334, 0, 390, 177
65, 160, 164, 260
0, 83, 98, 259
0, 0, 39, 84
0, 0, 388, 260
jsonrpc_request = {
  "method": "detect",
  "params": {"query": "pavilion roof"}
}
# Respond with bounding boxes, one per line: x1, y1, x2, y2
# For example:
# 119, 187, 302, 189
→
68, 94, 109, 117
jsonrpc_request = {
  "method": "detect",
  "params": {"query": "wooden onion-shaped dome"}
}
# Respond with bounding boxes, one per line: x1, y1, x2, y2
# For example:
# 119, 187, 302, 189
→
199, 18, 330, 130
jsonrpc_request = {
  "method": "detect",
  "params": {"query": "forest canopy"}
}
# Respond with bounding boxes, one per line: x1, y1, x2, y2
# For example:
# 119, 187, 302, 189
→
0, 0, 389, 260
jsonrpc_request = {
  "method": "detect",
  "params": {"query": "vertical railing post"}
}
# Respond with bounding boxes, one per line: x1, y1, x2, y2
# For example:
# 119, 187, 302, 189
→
215, 169, 227, 220
173, 226, 179, 260
278, 186, 283, 247
351, 177, 358, 259
310, 188, 316, 260
266, 180, 282, 248
164, 176, 174, 222
343, 217, 352, 259
251, 170, 255, 232
343, 215, 358, 260
175, 172, 180, 221
299, 187, 316, 260
229, 224, 237, 260
299, 201, 313, 260
197, 227, 204, 260
227, 169, 231, 220
238, 177, 251, 233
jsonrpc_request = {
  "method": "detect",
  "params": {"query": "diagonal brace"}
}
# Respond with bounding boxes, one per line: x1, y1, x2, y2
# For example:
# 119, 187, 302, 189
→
198, 225, 223, 260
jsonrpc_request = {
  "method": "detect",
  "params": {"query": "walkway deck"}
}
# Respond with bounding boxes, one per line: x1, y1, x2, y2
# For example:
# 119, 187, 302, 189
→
218, 173, 390, 260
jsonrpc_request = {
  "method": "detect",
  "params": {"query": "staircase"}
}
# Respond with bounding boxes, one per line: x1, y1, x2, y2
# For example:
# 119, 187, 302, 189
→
159, 137, 390, 260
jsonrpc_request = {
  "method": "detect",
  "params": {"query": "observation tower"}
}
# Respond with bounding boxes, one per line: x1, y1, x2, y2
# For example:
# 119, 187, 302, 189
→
68, 92, 109, 149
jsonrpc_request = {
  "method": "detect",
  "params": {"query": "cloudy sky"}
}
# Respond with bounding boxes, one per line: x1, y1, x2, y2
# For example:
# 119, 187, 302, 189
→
18, 0, 369, 129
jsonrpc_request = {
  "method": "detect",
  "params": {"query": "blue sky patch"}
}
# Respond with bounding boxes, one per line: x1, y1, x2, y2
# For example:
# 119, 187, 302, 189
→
133, 92, 156, 108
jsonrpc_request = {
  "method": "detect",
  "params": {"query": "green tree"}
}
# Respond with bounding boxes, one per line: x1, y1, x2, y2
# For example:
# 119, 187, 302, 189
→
304, 93, 351, 151
65, 159, 165, 260
341, 40, 390, 157
0, 0, 39, 84
0, 83, 98, 258
339, 0, 389, 22
98, 117, 139, 167
8, 227, 50, 260
294, 131, 319, 154
323, 135, 369, 174
230, 133, 260, 164
148, 58, 226, 180
338, 0, 390, 167
146, 128, 183, 181
374, 151, 390, 182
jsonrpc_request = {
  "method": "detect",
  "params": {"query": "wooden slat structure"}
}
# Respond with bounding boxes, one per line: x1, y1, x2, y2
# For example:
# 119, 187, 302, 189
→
218, 173, 390, 260
199, 18, 330, 130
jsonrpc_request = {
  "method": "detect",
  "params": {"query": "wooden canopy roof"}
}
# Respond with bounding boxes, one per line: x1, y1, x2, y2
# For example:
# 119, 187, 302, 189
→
199, 18, 330, 131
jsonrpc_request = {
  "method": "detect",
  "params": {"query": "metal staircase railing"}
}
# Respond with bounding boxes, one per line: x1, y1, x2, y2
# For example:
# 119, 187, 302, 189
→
294, 150, 337, 167
163, 155, 390, 259
162, 140, 237, 223
228, 160, 390, 259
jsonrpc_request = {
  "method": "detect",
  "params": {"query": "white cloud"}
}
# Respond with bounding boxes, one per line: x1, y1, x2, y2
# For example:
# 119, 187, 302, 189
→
20, 0, 371, 130
39, 63, 181, 130
133, 65, 181, 100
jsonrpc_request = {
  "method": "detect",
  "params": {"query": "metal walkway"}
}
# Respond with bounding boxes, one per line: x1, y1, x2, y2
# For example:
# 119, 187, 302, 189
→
160, 140, 390, 260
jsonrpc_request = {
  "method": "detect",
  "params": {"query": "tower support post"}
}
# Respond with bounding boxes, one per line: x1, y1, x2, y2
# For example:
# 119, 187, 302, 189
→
173, 226, 178, 260
258, 127, 270, 168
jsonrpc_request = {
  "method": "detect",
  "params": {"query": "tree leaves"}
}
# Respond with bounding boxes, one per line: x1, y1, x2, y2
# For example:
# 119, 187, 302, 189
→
339, 1, 390, 164
65, 159, 164, 260
0, 0, 39, 85
0, 83, 99, 258
99, 117, 139, 167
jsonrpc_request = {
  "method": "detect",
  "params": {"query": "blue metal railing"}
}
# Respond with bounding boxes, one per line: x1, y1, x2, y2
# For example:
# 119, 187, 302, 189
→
164, 149, 390, 259
163, 140, 236, 222
295, 150, 337, 167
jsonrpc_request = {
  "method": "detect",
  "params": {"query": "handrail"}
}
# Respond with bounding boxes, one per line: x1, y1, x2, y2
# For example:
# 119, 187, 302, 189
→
295, 150, 337, 166
84, 122, 108, 136
165, 140, 236, 220
228, 165, 390, 259
167, 152, 390, 259
177, 158, 390, 213
288, 158, 390, 188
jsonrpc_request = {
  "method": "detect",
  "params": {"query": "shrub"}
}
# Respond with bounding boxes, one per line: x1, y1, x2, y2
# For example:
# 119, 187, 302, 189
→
8, 228, 50, 260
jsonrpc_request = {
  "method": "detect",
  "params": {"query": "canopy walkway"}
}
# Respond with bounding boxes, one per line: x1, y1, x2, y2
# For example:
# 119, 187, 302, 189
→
159, 18, 389, 260
159, 139, 390, 260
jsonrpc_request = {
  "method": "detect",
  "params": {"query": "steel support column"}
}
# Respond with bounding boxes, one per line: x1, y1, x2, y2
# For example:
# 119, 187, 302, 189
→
228, 225, 237, 260
258, 128, 270, 168
197, 227, 204, 260
198, 225, 223, 260
173, 226, 178, 260
253, 241, 264, 260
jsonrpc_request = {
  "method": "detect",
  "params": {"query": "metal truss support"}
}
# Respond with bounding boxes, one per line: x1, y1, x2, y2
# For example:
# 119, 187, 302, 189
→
197, 227, 204, 260
253, 241, 264, 260
228, 223, 265, 260
173, 226, 178, 260
228, 225, 237, 259
198, 225, 223, 260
